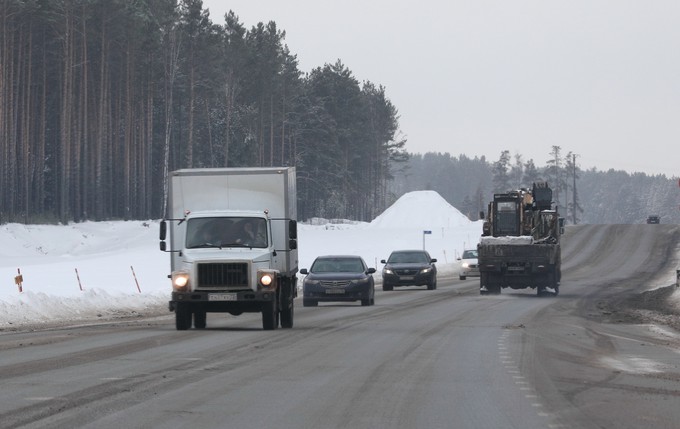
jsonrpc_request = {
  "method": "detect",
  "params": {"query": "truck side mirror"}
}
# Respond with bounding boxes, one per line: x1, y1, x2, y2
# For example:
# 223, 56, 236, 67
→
289, 220, 297, 239
159, 221, 167, 251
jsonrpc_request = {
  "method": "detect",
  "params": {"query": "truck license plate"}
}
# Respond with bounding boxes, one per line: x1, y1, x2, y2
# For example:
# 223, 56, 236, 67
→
208, 293, 237, 301
325, 288, 345, 295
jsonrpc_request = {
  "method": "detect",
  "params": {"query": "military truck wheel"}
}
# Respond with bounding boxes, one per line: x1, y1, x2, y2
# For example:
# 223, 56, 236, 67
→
175, 304, 192, 330
194, 310, 207, 329
479, 273, 488, 295
262, 300, 278, 330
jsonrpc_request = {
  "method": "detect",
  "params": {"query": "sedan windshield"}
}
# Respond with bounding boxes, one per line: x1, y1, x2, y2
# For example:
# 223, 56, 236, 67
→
388, 252, 429, 264
311, 258, 365, 273
462, 250, 478, 259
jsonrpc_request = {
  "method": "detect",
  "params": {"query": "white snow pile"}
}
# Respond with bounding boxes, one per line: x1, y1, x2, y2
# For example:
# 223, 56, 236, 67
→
370, 190, 471, 229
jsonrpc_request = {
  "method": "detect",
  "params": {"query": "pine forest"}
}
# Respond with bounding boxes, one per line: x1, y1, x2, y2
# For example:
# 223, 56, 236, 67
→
1, 1, 678, 226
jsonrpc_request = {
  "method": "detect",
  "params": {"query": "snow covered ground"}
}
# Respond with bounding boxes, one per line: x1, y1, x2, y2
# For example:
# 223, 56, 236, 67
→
3, 190, 678, 329
0, 191, 483, 328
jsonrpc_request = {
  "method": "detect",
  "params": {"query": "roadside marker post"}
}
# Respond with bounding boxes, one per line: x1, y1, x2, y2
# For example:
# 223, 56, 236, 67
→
131, 266, 142, 293
14, 268, 23, 293
75, 268, 84, 291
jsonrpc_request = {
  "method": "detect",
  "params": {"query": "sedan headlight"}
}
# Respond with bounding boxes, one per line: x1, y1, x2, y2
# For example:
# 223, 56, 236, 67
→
304, 279, 320, 286
461, 262, 470, 268
420, 267, 432, 274
172, 271, 190, 292
383, 268, 394, 275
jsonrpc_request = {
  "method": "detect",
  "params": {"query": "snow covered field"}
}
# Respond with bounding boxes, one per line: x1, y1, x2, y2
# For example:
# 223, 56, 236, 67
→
0, 191, 483, 328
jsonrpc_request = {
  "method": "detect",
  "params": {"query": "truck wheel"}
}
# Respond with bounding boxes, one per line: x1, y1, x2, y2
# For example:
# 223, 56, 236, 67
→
262, 300, 278, 330
175, 304, 192, 330
280, 304, 294, 328
194, 311, 207, 329
280, 286, 294, 329
480, 273, 489, 295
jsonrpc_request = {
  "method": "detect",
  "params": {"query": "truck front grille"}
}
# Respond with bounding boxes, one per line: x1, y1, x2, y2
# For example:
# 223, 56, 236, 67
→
197, 263, 249, 289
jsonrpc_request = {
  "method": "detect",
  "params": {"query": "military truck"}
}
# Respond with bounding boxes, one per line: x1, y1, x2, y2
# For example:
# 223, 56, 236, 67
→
159, 167, 298, 330
477, 182, 563, 296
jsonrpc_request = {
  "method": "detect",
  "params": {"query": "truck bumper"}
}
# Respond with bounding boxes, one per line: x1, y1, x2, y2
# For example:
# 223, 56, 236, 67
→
169, 289, 276, 312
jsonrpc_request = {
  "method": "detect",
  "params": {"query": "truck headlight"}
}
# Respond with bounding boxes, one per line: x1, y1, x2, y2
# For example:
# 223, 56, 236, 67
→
258, 269, 278, 290
462, 262, 470, 268
172, 271, 190, 292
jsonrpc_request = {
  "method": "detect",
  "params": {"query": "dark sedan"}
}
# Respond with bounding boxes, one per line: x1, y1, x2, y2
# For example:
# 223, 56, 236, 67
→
381, 249, 437, 291
301, 255, 376, 307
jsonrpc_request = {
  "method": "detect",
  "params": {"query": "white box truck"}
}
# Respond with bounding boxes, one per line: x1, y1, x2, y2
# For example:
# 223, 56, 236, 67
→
159, 167, 298, 330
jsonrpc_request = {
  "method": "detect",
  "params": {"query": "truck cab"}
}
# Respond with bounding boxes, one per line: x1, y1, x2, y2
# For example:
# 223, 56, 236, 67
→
160, 167, 298, 331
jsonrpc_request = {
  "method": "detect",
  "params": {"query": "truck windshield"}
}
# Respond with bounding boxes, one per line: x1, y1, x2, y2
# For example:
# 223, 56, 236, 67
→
186, 217, 268, 249
494, 201, 519, 236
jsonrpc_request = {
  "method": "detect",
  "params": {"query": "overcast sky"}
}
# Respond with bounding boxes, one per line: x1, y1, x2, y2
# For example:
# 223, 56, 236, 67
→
202, 0, 679, 178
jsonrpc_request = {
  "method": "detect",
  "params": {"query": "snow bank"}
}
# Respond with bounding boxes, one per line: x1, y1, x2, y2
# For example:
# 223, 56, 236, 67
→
1, 191, 482, 328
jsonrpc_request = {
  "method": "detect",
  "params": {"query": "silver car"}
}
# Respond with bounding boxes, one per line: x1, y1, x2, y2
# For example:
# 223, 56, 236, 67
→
458, 249, 479, 280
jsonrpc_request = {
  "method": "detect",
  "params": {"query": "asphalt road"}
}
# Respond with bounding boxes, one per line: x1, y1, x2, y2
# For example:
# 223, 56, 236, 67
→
1, 224, 679, 429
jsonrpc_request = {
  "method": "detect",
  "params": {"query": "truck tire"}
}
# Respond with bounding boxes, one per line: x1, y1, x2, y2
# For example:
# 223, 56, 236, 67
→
194, 311, 207, 329
480, 273, 501, 295
538, 268, 560, 297
175, 304, 192, 330
262, 300, 279, 330
479, 273, 489, 295
280, 283, 294, 329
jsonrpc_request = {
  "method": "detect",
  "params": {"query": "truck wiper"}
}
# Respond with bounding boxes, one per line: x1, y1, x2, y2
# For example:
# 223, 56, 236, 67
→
190, 243, 222, 249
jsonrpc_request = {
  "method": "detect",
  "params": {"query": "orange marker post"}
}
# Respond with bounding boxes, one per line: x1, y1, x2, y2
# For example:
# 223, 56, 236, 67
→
14, 268, 23, 293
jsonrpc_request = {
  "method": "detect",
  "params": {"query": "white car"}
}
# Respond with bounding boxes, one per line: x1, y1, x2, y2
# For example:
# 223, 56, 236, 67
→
458, 249, 479, 280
